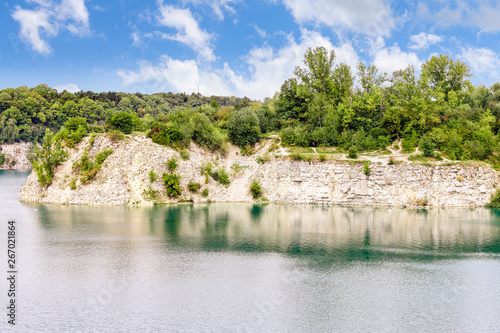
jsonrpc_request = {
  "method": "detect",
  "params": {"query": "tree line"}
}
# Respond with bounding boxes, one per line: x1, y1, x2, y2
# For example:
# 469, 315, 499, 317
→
3, 46, 500, 164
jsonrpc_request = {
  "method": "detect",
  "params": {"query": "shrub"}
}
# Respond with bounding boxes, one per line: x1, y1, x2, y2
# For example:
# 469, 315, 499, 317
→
95, 149, 113, 165
255, 155, 269, 164
388, 157, 395, 165
162, 172, 182, 197
107, 112, 136, 134
180, 149, 190, 160
147, 122, 183, 147
167, 157, 178, 171
191, 113, 224, 150
290, 153, 305, 161
188, 182, 201, 192
348, 146, 358, 159
363, 161, 371, 176
250, 180, 263, 199
201, 188, 209, 198
149, 170, 157, 183
0, 152, 5, 165
32, 130, 69, 187
69, 178, 77, 190
419, 135, 435, 157
227, 107, 261, 147
319, 153, 327, 162
212, 167, 230, 185
107, 129, 125, 142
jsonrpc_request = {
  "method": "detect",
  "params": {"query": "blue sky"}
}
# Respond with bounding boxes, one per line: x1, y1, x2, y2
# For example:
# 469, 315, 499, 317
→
1, 0, 500, 100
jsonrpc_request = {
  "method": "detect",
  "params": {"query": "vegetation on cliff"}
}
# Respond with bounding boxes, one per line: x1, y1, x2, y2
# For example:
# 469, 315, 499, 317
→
4, 46, 500, 174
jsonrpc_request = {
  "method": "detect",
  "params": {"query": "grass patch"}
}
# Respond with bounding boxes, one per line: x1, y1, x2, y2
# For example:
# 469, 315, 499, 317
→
287, 147, 315, 154
408, 153, 443, 163
188, 182, 201, 192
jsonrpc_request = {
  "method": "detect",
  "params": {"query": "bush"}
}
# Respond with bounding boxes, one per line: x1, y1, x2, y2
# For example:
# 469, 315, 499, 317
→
227, 107, 261, 147
201, 188, 209, 197
0, 152, 5, 165
212, 167, 230, 185
363, 161, 371, 176
419, 135, 435, 157
69, 178, 77, 190
162, 172, 182, 197
188, 182, 201, 192
348, 146, 358, 159
191, 113, 224, 150
148, 122, 183, 147
255, 155, 269, 164
107, 129, 125, 142
33, 130, 69, 187
149, 170, 157, 183
250, 180, 263, 199
167, 157, 178, 171
319, 154, 326, 162
180, 149, 190, 160
290, 153, 305, 161
95, 149, 113, 165
486, 189, 500, 208
107, 112, 136, 134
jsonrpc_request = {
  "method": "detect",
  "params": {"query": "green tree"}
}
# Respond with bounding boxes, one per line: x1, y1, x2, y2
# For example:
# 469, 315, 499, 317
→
227, 107, 260, 147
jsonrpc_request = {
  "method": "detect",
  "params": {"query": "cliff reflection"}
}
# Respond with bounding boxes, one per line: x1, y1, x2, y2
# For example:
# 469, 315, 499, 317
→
33, 203, 500, 259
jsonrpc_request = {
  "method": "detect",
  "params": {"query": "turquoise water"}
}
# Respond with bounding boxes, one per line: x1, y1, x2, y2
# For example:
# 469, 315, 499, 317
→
1, 170, 500, 332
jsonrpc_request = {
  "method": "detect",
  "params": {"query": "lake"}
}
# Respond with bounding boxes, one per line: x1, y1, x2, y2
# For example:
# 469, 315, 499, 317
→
1, 170, 500, 332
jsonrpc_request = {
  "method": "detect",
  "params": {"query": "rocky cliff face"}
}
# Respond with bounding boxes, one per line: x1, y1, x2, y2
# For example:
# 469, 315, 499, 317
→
19, 135, 500, 207
0, 142, 33, 170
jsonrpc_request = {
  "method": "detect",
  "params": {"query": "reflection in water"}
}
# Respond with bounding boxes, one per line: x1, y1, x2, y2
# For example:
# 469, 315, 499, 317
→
31, 203, 500, 261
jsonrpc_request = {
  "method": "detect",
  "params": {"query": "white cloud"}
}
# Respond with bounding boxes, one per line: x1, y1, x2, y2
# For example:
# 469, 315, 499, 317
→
183, 0, 238, 20
157, 4, 215, 61
117, 29, 360, 100
419, 1, 500, 33
55, 83, 81, 93
11, 0, 90, 55
12, 7, 56, 55
372, 44, 422, 75
458, 47, 500, 81
409, 33, 444, 50
281, 0, 395, 37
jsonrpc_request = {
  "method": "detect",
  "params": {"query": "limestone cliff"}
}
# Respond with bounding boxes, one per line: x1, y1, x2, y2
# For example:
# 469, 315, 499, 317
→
19, 135, 500, 207
0, 142, 33, 170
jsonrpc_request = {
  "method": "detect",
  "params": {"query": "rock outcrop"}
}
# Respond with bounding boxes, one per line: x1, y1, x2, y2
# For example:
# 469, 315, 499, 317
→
19, 135, 500, 207
0, 142, 33, 170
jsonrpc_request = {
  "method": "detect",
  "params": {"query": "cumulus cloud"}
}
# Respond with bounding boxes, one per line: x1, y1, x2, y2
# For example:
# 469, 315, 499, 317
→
182, 0, 239, 20
372, 43, 422, 75
418, 1, 500, 33
117, 29, 360, 100
157, 4, 215, 61
12, 0, 89, 55
409, 32, 444, 50
458, 47, 500, 81
281, 0, 395, 37
55, 83, 81, 93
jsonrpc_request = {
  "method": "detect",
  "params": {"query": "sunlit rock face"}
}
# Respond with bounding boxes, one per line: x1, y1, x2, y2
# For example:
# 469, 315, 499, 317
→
19, 135, 500, 207
0, 142, 33, 170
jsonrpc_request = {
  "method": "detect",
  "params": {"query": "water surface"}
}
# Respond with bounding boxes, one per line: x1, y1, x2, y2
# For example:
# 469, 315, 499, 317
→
1, 170, 500, 332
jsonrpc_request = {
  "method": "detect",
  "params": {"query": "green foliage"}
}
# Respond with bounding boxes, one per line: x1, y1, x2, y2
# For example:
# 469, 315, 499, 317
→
180, 149, 190, 160
148, 122, 183, 147
319, 153, 326, 162
290, 153, 305, 161
201, 188, 209, 198
227, 107, 261, 147
149, 169, 157, 183
188, 182, 201, 192
167, 157, 178, 171
348, 146, 358, 159
419, 135, 435, 157
73, 148, 113, 183
212, 167, 230, 185
162, 172, 182, 197
250, 180, 263, 199
363, 161, 371, 176
69, 178, 77, 190
0, 151, 5, 165
191, 113, 224, 150
486, 189, 500, 208
106, 112, 136, 134
32, 130, 69, 187
107, 130, 125, 142
255, 155, 269, 164
95, 149, 113, 165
